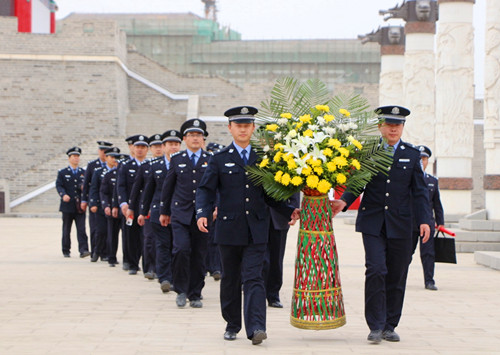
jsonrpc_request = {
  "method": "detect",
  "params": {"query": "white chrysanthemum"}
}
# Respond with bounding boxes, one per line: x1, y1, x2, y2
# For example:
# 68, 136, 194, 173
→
308, 124, 318, 130
317, 116, 326, 125
324, 127, 336, 135
287, 130, 297, 138
349, 123, 358, 130
277, 118, 288, 125
263, 145, 270, 152
274, 132, 282, 140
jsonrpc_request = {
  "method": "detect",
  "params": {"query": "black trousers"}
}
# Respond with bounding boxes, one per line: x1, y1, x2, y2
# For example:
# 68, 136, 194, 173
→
88, 211, 97, 255
171, 218, 208, 300
106, 216, 121, 264
412, 227, 436, 286
152, 222, 173, 283
219, 243, 267, 339
263, 224, 288, 303
206, 220, 221, 274
362, 227, 412, 332
142, 219, 156, 273
124, 217, 143, 271
120, 216, 130, 265
61, 212, 88, 254
93, 212, 108, 258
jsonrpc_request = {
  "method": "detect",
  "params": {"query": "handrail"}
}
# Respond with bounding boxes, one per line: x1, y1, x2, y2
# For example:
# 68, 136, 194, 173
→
10, 181, 56, 209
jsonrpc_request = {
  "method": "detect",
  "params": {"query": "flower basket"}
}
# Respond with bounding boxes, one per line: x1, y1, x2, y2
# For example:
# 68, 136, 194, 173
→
290, 192, 346, 330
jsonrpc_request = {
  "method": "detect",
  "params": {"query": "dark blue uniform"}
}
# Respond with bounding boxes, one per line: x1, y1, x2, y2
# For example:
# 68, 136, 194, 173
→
56, 166, 89, 256
412, 172, 444, 287
117, 158, 144, 273
82, 158, 105, 255
196, 143, 295, 339
160, 149, 211, 301
140, 157, 173, 286
100, 167, 121, 265
89, 166, 110, 260
341, 140, 431, 333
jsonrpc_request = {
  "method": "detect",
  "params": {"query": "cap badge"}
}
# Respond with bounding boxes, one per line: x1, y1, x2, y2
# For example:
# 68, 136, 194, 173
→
113, 147, 118, 152
155, 135, 160, 140
391, 107, 400, 115
139, 135, 144, 141
170, 131, 176, 136
194, 120, 200, 127
241, 107, 249, 115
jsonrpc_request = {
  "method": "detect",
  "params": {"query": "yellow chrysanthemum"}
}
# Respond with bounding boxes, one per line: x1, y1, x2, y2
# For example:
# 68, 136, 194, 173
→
303, 129, 313, 137
314, 166, 323, 176
291, 176, 303, 186
317, 180, 332, 194
306, 175, 319, 189
274, 143, 284, 150
295, 122, 303, 129
308, 159, 321, 167
324, 114, 335, 123
351, 159, 361, 170
274, 151, 283, 163
348, 136, 363, 150
327, 138, 341, 149
323, 148, 333, 157
299, 114, 312, 123
266, 124, 279, 132
287, 159, 297, 169
282, 153, 293, 162
315, 105, 330, 112
259, 159, 269, 168
338, 147, 350, 157
274, 171, 283, 182
339, 108, 351, 117
281, 173, 291, 186
302, 165, 312, 176
326, 161, 337, 172
333, 156, 348, 167
280, 112, 292, 119
336, 173, 347, 184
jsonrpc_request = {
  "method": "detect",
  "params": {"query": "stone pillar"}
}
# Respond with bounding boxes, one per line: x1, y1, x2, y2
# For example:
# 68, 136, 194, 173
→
435, 0, 475, 215
358, 26, 406, 106
484, 0, 500, 219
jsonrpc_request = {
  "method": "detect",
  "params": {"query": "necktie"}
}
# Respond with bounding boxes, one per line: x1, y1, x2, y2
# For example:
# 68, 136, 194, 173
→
191, 153, 197, 167
241, 149, 248, 165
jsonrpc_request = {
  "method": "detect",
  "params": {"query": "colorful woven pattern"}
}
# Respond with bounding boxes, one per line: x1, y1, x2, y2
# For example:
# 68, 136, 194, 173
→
290, 194, 346, 330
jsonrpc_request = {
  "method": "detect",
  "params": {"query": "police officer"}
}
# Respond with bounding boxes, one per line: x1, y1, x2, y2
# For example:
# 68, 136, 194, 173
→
100, 147, 122, 267
331, 106, 431, 343
128, 134, 164, 279
160, 119, 211, 309
139, 129, 182, 293
81, 141, 113, 258
196, 106, 299, 345
412, 145, 444, 291
56, 147, 90, 258
117, 134, 149, 275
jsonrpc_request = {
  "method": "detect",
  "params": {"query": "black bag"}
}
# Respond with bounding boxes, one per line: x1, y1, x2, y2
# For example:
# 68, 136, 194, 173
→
434, 231, 457, 264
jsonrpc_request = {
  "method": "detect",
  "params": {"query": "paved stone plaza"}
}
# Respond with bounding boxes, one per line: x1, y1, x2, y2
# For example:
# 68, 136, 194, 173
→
1, 216, 499, 354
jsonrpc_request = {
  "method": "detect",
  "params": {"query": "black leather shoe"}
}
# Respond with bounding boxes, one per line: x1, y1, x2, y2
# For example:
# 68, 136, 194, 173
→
367, 329, 382, 343
90, 253, 99, 262
176, 293, 187, 307
425, 283, 438, 291
128, 269, 138, 275
212, 271, 221, 281
268, 300, 283, 308
223, 331, 237, 341
160, 280, 171, 293
190, 299, 203, 308
109, 263, 116, 267
144, 272, 154, 280
122, 262, 130, 271
63, 253, 70, 258
251, 330, 267, 345
80, 251, 90, 258
100, 256, 109, 262
382, 330, 400, 342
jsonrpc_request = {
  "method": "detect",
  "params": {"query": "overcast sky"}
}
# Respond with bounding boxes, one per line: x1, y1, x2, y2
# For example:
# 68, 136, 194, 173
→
55, 0, 486, 97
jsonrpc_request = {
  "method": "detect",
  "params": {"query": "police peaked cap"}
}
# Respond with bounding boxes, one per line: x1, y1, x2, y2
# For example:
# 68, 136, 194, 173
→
66, 146, 82, 156
375, 105, 410, 124
206, 142, 225, 152
161, 130, 182, 143
148, 134, 163, 146
97, 141, 113, 150
224, 106, 258, 123
128, 134, 149, 146
104, 147, 121, 157
181, 118, 207, 136
418, 145, 432, 158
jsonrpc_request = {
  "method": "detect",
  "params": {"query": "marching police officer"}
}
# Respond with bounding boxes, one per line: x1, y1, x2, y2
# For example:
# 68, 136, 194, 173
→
117, 134, 149, 275
139, 129, 182, 293
331, 105, 431, 343
196, 106, 299, 345
412, 145, 444, 291
160, 119, 211, 309
81, 141, 113, 257
56, 147, 90, 258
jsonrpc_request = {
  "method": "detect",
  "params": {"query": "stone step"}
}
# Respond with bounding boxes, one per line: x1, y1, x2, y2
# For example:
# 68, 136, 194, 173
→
474, 251, 500, 270
454, 230, 500, 242
456, 242, 500, 253
459, 219, 500, 231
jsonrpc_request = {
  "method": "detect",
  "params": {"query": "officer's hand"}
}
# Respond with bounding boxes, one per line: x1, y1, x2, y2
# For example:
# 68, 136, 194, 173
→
420, 224, 431, 243
330, 200, 346, 217
121, 204, 129, 217
159, 214, 169, 227
112, 207, 119, 218
90, 206, 98, 213
80, 202, 88, 210
104, 207, 111, 216
436, 224, 444, 231
197, 217, 209, 233
137, 215, 145, 226
212, 207, 218, 222
126, 209, 134, 220
289, 208, 300, 226
63, 194, 71, 202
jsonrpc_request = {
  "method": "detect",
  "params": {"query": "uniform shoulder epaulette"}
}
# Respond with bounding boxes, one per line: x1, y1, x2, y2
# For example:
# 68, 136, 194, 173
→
213, 146, 230, 156
428, 173, 438, 180
404, 143, 419, 152
58, 167, 67, 173
170, 151, 182, 158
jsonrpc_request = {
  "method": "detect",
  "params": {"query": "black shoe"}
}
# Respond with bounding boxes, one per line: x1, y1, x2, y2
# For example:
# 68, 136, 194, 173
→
223, 331, 237, 341
128, 269, 138, 275
268, 300, 283, 308
382, 330, 400, 342
425, 283, 438, 291
212, 271, 221, 281
367, 329, 382, 344
160, 280, 171, 293
63, 253, 70, 258
122, 262, 130, 271
79, 251, 90, 258
90, 253, 99, 262
190, 299, 203, 308
101, 256, 109, 262
251, 330, 267, 345
109, 263, 116, 267
144, 271, 154, 280
176, 293, 187, 308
